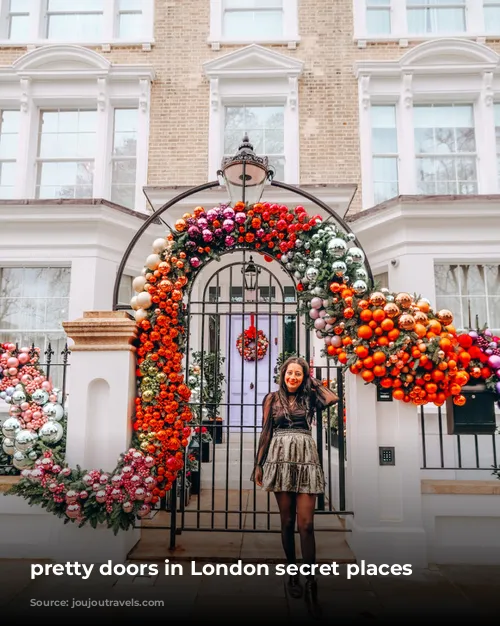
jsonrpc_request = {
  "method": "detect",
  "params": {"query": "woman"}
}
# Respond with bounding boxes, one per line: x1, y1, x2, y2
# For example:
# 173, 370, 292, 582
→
251, 356, 338, 617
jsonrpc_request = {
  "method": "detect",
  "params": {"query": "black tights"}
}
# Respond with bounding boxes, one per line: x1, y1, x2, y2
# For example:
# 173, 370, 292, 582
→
275, 492, 317, 579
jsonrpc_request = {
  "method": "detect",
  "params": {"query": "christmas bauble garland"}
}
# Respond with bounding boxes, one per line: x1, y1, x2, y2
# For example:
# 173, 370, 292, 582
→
236, 328, 269, 362
5, 200, 500, 534
0, 344, 66, 473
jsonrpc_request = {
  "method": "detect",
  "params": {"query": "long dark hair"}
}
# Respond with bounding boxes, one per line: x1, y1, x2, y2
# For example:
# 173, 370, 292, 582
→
277, 356, 313, 418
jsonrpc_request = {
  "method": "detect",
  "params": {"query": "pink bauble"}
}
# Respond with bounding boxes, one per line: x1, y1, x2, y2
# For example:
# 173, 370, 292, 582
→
8, 368, 17, 376
309, 308, 320, 320
331, 336, 342, 348
7, 357, 19, 368
41, 381, 52, 391
18, 353, 29, 365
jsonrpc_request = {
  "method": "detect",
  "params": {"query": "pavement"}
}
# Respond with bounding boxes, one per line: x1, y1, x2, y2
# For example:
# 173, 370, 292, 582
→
1, 558, 499, 623
1, 489, 499, 622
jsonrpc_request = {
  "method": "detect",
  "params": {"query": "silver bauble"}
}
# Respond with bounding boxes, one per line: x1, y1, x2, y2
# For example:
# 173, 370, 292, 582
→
28, 450, 38, 460
348, 247, 365, 265
305, 267, 319, 282
281, 254, 289, 264
352, 279, 368, 295
297, 263, 307, 273
294, 271, 302, 279
301, 276, 310, 285
327, 238, 348, 258
287, 251, 294, 260
286, 262, 294, 271
11, 390, 27, 405
347, 232, 356, 241
312, 286, 324, 296
314, 250, 323, 258
354, 267, 369, 281
2, 437, 15, 455
311, 234, 321, 243
303, 242, 311, 251
32, 389, 49, 405
15, 429, 38, 452
312, 257, 322, 268
42, 402, 64, 422
38, 421, 64, 444
188, 375, 198, 386
1, 416, 21, 439
12, 451, 32, 470
294, 239, 304, 249
345, 255, 353, 265
331, 261, 347, 276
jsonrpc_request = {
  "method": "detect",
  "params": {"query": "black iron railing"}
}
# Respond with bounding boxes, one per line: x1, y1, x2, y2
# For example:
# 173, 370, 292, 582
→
419, 404, 499, 472
0, 342, 70, 475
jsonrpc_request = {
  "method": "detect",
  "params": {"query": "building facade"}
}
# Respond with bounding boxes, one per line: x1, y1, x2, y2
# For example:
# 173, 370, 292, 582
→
0, 0, 499, 565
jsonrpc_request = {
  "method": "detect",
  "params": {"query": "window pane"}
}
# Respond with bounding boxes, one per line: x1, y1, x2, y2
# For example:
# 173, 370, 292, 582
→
9, 15, 29, 39
407, 4, 465, 33
223, 10, 283, 37
112, 159, 137, 185
10, 0, 31, 10
367, 9, 391, 34
225, 0, 282, 8
111, 185, 135, 208
434, 263, 500, 330
484, 7, 500, 33
120, 0, 142, 8
36, 162, 94, 199
114, 108, 138, 133
48, 0, 102, 10
48, 14, 103, 40
119, 13, 143, 38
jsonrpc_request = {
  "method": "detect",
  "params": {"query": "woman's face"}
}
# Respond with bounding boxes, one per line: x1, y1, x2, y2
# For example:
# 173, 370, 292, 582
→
284, 363, 304, 394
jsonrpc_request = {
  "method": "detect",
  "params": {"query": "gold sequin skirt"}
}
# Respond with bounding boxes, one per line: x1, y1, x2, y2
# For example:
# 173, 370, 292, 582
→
261, 429, 325, 494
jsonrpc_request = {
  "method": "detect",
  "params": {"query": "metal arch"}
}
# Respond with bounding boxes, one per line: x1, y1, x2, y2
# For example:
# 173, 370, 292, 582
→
112, 180, 221, 310
112, 178, 374, 310
185, 251, 299, 302
270, 180, 375, 288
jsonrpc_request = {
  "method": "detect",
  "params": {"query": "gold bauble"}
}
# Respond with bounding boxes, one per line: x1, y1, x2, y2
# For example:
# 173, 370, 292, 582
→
395, 292, 413, 309
437, 309, 453, 326
142, 389, 154, 403
369, 291, 386, 306
183, 213, 192, 220
157, 372, 167, 383
148, 366, 157, 376
398, 314, 415, 331
414, 311, 428, 324
174, 219, 187, 232
383, 303, 400, 318
140, 441, 149, 451
138, 433, 146, 441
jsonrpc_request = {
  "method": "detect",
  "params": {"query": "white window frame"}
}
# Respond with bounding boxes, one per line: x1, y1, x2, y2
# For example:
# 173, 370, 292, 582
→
0, 0, 155, 49
0, 44, 154, 212
434, 262, 500, 332
356, 39, 500, 209
208, 0, 299, 49
203, 44, 303, 184
353, 0, 500, 46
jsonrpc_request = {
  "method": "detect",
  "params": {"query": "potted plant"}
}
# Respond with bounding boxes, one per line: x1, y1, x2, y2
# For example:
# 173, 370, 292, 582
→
190, 350, 225, 444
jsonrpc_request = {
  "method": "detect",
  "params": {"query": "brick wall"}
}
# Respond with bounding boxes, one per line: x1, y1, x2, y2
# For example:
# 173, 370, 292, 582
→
2, 0, 500, 213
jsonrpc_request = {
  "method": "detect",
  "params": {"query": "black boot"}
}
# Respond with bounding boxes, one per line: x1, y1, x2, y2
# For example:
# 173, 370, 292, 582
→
286, 574, 303, 599
304, 577, 322, 619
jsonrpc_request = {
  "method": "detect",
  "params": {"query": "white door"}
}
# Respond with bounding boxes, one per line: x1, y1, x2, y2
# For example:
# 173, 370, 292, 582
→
227, 314, 279, 434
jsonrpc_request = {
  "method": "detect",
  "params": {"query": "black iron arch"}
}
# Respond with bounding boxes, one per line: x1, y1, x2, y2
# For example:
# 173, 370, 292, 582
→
112, 179, 374, 310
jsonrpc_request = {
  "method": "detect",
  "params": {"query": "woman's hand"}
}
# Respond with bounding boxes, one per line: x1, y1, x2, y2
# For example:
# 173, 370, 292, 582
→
254, 465, 263, 487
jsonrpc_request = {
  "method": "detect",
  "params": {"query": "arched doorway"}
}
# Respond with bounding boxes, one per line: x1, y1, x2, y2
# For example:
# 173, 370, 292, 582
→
165, 249, 347, 535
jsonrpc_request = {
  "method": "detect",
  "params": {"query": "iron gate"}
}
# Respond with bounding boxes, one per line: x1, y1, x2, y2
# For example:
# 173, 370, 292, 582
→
141, 251, 351, 544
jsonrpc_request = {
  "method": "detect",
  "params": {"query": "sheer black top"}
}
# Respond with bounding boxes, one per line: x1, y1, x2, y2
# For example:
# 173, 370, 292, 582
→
253, 378, 338, 471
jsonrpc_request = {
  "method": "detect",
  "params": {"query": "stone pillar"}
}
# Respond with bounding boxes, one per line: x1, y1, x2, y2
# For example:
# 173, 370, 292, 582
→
62, 311, 137, 471
344, 373, 428, 567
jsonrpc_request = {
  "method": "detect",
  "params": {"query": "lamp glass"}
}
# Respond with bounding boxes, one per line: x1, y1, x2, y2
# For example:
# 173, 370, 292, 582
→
222, 160, 267, 206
